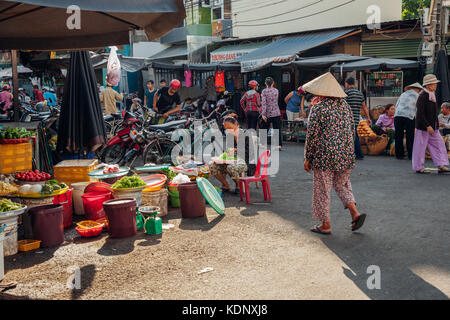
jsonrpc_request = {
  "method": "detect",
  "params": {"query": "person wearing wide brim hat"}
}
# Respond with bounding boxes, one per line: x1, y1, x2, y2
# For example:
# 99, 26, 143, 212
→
404, 82, 423, 91
303, 72, 367, 235
412, 74, 450, 174
394, 82, 424, 160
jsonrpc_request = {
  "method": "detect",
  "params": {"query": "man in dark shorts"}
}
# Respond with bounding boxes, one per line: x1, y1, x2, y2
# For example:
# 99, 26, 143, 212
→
153, 79, 182, 118
344, 77, 371, 159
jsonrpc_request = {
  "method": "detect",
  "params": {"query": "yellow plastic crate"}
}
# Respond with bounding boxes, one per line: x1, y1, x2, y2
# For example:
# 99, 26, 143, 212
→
0, 142, 33, 174
53, 159, 98, 186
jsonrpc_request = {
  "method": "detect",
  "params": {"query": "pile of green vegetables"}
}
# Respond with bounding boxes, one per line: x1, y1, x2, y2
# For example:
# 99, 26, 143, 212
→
161, 167, 176, 182
41, 180, 68, 195
219, 152, 237, 161
0, 127, 35, 140
112, 175, 146, 189
0, 199, 24, 213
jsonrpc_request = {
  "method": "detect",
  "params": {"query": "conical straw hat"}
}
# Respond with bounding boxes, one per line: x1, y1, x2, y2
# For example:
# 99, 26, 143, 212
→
404, 82, 423, 91
302, 72, 347, 98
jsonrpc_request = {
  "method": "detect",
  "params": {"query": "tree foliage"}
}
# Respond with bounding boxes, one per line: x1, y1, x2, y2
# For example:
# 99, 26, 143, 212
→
402, 0, 431, 20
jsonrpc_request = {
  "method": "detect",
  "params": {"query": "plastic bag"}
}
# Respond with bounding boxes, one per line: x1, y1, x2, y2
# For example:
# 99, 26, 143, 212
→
106, 46, 121, 86
172, 173, 190, 184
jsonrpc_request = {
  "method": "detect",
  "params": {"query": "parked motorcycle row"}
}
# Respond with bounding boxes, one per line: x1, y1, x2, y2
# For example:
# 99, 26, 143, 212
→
100, 94, 237, 168
1, 93, 238, 169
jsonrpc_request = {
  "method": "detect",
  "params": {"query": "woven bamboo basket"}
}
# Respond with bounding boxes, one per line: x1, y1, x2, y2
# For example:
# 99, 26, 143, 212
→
141, 188, 168, 217
365, 135, 389, 156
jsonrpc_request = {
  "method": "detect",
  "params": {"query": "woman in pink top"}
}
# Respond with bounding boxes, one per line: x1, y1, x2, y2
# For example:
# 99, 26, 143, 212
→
0, 84, 12, 112
261, 77, 282, 149
376, 104, 395, 132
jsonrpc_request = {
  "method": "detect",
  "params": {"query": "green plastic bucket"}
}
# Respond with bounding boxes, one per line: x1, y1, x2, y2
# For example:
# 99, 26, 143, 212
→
168, 189, 180, 208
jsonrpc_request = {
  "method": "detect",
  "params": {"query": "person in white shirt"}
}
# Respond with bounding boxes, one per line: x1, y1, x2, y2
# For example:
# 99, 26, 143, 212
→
394, 82, 423, 160
438, 102, 450, 136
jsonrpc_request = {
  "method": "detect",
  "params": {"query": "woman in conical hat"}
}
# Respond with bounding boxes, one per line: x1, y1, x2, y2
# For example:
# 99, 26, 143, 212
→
303, 72, 367, 235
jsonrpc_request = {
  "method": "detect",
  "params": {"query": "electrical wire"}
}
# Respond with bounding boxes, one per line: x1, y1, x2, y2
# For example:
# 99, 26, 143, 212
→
377, 19, 421, 41
236, 0, 323, 23
232, 0, 355, 27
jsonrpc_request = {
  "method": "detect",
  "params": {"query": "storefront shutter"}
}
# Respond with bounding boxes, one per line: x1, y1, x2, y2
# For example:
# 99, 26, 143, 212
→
362, 39, 422, 58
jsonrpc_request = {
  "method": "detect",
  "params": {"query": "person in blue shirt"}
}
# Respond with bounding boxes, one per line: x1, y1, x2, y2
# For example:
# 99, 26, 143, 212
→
43, 87, 57, 107
284, 86, 306, 120
144, 80, 157, 108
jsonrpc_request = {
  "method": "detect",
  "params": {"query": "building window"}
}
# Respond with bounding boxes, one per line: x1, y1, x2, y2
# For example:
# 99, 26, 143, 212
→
212, 7, 222, 20
224, 0, 231, 19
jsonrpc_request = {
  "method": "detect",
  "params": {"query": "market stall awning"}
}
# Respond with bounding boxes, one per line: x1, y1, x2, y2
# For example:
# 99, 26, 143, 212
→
290, 54, 369, 69
149, 45, 188, 60
210, 42, 267, 64
0, 65, 32, 78
235, 28, 357, 72
330, 57, 418, 72
0, 0, 186, 50
146, 61, 184, 71
184, 63, 240, 71
92, 54, 149, 73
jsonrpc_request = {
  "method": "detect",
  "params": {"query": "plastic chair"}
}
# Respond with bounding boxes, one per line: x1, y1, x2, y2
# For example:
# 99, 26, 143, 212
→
239, 150, 271, 204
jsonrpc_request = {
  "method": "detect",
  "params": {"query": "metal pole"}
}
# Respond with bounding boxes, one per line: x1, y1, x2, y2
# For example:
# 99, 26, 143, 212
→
11, 49, 19, 122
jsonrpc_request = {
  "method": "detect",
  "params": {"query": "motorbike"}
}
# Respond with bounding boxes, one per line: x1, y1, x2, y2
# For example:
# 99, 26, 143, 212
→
100, 110, 141, 164
121, 127, 176, 167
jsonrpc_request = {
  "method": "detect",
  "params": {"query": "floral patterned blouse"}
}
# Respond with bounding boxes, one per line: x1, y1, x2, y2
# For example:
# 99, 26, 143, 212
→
304, 97, 355, 171
261, 87, 281, 118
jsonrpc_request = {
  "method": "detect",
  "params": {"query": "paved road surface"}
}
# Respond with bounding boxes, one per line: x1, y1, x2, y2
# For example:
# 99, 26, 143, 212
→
2, 142, 449, 299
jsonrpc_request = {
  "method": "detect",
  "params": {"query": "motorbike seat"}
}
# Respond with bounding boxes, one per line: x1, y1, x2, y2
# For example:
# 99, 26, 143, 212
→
104, 115, 114, 122
148, 120, 187, 131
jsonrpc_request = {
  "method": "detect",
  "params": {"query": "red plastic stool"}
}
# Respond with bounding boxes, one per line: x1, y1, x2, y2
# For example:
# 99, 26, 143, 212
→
239, 150, 271, 204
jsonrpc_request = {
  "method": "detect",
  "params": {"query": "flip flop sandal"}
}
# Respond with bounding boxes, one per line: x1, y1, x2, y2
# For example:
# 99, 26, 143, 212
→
351, 214, 367, 232
310, 225, 331, 235
438, 168, 450, 174
416, 170, 430, 174
0, 281, 17, 290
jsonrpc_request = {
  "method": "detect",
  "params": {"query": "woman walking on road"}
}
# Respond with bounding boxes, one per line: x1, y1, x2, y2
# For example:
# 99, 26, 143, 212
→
261, 77, 282, 150
303, 72, 366, 235
240, 80, 261, 131
412, 74, 450, 174
394, 82, 423, 160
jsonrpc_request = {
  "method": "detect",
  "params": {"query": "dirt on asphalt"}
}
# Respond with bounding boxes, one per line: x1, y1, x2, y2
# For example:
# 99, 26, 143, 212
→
1, 143, 449, 300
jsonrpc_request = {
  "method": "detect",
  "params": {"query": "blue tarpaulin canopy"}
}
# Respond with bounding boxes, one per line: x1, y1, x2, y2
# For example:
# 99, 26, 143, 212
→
292, 54, 369, 68
234, 28, 357, 72
330, 57, 418, 72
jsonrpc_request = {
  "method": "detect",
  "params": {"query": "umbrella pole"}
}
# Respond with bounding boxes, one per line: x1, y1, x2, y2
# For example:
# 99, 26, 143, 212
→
11, 50, 19, 122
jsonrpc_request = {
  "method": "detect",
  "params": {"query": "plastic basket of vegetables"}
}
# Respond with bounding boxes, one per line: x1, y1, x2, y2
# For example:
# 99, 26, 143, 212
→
111, 175, 147, 206
0, 127, 35, 144
0, 199, 26, 217
18, 180, 68, 198
111, 175, 147, 191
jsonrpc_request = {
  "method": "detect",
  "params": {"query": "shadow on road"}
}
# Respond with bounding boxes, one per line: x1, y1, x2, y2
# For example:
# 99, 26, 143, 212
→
224, 142, 450, 299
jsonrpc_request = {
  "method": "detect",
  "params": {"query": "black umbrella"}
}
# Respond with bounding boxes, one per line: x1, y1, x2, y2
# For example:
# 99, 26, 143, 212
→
57, 51, 106, 154
434, 49, 450, 106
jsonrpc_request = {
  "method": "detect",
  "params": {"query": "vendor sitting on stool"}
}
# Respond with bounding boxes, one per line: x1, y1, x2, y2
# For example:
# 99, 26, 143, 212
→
375, 104, 395, 132
209, 116, 257, 194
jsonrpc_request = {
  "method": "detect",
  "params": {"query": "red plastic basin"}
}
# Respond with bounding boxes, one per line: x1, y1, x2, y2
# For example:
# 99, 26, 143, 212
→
81, 191, 112, 221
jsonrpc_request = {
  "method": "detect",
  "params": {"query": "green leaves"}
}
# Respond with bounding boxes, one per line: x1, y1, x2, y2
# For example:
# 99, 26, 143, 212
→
0, 127, 34, 140
402, 0, 431, 20
112, 175, 146, 189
